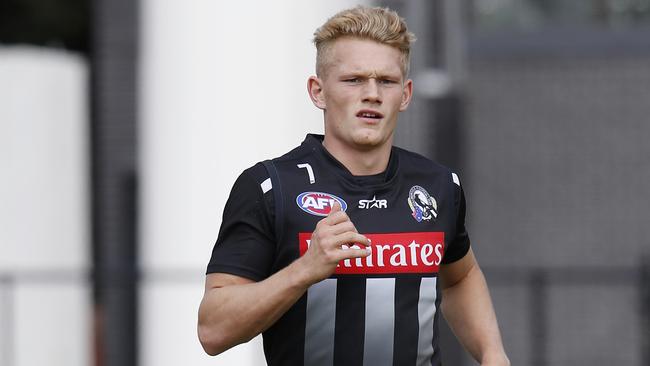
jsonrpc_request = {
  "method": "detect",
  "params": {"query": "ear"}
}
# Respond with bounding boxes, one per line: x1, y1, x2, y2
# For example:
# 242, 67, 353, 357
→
399, 78, 413, 112
307, 75, 326, 110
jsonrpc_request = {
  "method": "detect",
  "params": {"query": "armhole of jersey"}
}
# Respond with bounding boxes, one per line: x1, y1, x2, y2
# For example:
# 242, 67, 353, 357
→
262, 159, 285, 246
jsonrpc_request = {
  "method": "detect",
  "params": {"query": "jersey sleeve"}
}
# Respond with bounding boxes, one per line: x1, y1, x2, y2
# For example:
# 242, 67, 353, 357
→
206, 163, 276, 281
441, 176, 471, 264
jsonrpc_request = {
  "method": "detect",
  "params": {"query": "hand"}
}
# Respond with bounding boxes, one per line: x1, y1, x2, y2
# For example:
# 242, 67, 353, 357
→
296, 202, 370, 284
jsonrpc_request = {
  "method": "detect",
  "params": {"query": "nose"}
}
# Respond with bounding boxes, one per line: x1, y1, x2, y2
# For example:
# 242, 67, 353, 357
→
362, 79, 382, 104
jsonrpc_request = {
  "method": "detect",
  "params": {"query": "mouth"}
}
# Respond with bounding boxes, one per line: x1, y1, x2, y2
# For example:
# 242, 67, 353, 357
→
356, 109, 384, 122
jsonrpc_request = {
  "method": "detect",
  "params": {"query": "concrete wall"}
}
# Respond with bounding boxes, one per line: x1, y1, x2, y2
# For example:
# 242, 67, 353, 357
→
0, 47, 90, 366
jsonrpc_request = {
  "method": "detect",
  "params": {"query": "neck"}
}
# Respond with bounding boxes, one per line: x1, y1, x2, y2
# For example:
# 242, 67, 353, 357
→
322, 136, 393, 176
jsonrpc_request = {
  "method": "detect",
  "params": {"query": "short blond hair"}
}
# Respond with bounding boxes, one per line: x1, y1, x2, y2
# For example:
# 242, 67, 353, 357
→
313, 6, 416, 78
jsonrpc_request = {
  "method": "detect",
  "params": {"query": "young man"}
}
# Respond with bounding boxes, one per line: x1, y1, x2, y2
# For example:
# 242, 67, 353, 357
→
199, 6, 509, 366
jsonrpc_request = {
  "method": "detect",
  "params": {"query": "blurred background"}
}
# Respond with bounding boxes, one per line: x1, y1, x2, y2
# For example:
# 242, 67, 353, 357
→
1, 0, 649, 365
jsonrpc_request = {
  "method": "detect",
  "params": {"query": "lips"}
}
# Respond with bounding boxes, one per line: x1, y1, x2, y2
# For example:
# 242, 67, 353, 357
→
356, 109, 384, 120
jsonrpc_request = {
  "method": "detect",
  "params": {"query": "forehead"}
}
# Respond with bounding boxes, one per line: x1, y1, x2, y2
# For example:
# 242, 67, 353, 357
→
324, 37, 404, 77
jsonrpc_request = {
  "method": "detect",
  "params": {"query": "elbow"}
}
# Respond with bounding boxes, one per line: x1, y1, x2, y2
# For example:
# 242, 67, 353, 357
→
198, 323, 227, 356
198, 321, 252, 356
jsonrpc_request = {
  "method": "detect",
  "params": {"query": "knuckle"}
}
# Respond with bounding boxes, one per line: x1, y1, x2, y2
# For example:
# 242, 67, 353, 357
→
334, 211, 348, 220
324, 251, 338, 262
321, 237, 332, 247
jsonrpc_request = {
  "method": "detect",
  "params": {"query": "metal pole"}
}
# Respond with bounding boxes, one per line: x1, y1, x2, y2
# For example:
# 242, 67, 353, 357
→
530, 270, 548, 366
91, 0, 139, 365
640, 256, 650, 366
381, 0, 471, 363
384, 0, 439, 158
432, 0, 468, 170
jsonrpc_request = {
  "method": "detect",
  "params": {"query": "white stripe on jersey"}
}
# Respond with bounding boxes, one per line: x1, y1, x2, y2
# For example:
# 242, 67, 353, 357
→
417, 277, 438, 365
304, 279, 337, 365
304, 277, 440, 365
452, 173, 460, 186
363, 278, 395, 366
261, 178, 272, 193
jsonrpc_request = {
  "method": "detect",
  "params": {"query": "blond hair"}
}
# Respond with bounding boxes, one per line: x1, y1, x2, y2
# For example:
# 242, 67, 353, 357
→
313, 6, 416, 78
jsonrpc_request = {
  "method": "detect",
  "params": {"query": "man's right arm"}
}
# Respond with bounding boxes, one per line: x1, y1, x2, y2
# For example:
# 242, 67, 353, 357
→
198, 203, 369, 356
198, 264, 311, 355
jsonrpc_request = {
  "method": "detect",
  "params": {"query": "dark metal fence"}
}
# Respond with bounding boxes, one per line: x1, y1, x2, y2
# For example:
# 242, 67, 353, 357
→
1, 263, 648, 366
484, 260, 650, 366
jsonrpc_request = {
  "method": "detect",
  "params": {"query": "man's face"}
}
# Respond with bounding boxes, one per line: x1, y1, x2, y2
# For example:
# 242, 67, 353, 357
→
309, 37, 413, 151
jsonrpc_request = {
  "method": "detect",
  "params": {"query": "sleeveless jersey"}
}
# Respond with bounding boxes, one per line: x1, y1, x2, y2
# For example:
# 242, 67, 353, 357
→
207, 134, 470, 366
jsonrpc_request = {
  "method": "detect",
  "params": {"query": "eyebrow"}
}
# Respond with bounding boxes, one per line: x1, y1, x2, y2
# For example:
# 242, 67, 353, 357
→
340, 71, 402, 80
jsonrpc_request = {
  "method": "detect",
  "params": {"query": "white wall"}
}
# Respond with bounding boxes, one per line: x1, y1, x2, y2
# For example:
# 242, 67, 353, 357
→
139, 1, 368, 365
0, 46, 89, 366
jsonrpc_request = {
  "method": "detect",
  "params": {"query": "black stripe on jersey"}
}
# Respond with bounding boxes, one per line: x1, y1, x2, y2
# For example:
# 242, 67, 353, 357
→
392, 277, 421, 365
333, 277, 366, 366
263, 295, 307, 365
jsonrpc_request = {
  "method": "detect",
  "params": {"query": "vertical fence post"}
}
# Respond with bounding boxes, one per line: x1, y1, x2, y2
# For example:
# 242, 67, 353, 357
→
530, 269, 548, 366
92, 0, 140, 364
640, 257, 650, 366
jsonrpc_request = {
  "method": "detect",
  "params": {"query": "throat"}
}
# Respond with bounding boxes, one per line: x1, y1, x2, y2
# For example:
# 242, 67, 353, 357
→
348, 154, 389, 176
322, 138, 391, 176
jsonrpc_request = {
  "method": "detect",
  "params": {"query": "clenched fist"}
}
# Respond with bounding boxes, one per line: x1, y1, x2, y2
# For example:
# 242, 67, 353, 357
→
296, 202, 371, 284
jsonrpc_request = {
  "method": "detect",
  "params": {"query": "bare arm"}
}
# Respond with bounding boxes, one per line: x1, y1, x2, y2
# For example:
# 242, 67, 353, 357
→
439, 248, 510, 366
198, 203, 369, 355
198, 267, 307, 355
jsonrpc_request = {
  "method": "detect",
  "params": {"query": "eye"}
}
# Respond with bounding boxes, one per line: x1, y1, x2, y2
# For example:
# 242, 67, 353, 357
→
343, 78, 361, 83
378, 78, 397, 85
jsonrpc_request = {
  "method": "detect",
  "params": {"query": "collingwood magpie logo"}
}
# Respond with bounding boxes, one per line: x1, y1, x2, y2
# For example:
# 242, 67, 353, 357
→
358, 195, 387, 209
408, 185, 437, 222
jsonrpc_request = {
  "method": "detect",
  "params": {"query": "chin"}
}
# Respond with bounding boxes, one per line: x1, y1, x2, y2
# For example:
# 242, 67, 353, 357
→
351, 132, 386, 148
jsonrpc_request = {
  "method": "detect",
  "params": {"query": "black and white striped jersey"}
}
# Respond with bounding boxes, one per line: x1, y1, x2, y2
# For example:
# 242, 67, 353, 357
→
208, 134, 470, 366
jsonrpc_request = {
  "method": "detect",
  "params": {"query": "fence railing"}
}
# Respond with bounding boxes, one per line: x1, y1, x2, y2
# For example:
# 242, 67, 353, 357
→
1, 262, 648, 366
483, 261, 650, 366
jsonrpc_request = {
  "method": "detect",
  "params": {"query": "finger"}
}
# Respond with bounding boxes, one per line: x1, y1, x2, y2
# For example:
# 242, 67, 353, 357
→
329, 201, 341, 215
332, 232, 371, 248
329, 220, 358, 235
321, 208, 350, 226
335, 247, 371, 261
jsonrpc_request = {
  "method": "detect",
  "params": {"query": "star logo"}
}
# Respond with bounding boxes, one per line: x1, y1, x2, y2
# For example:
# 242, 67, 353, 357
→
358, 195, 388, 209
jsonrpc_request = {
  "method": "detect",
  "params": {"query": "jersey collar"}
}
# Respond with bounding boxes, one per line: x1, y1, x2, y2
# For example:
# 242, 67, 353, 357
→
303, 134, 399, 188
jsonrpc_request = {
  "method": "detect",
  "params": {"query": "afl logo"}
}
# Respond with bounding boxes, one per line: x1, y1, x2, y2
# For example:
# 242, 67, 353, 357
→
296, 192, 347, 217
408, 185, 437, 222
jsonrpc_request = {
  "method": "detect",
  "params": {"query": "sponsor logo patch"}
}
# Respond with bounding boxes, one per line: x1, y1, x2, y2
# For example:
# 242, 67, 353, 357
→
299, 232, 444, 275
408, 185, 437, 222
358, 195, 388, 209
296, 192, 347, 216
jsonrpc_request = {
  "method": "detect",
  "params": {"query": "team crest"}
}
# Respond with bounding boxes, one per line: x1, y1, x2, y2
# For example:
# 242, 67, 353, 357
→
408, 185, 437, 222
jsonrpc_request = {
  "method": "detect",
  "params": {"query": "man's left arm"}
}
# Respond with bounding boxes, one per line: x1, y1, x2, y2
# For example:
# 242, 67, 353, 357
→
439, 247, 510, 366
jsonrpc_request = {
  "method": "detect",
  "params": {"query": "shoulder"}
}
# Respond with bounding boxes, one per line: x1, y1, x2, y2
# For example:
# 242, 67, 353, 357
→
394, 146, 458, 180
271, 141, 314, 166
231, 162, 270, 194
233, 136, 314, 200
